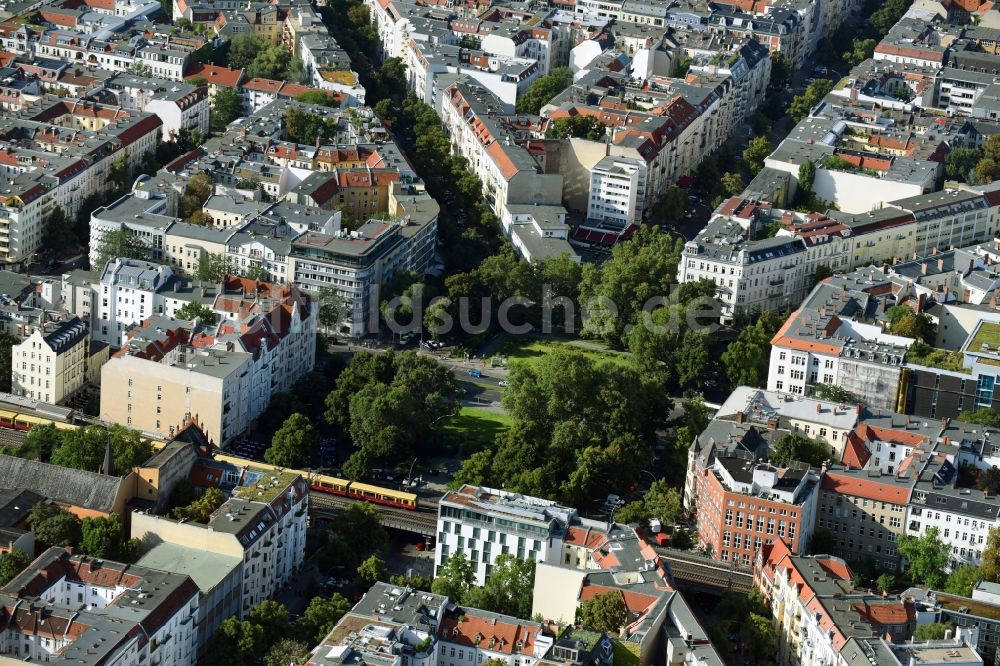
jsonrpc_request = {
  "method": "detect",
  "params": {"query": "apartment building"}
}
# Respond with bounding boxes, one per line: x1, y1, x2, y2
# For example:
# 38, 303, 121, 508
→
677, 214, 809, 323
753, 540, 949, 666
88, 190, 174, 267
905, 428, 1000, 569
910, 582, 1000, 666
586, 156, 646, 227
101, 322, 254, 445
0, 547, 200, 665
767, 307, 912, 406
100, 274, 315, 444
95, 259, 175, 345
105, 73, 211, 141
695, 451, 820, 567
499, 205, 578, 262
438, 607, 554, 666
131, 465, 309, 616
0, 98, 160, 267
530, 515, 724, 666
10, 316, 88, 404
436, 485, 575, 586
440, 80, 564, 220
307, 582, 449, 666
816, 466, 914, 571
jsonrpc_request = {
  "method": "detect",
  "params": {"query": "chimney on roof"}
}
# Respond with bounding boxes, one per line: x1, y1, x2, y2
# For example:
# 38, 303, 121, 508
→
735, 410, 746, 423
921, 262, 928, 275
937, 258, 944, 271
856, 403, 863, 416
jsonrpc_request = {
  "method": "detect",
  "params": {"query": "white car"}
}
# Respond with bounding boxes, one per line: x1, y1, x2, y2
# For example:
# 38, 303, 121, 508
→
498, 380, 509, 387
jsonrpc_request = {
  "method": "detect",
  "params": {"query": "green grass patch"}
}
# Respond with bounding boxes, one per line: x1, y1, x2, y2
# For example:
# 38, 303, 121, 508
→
492, 339, 629, 369
441, 407, 513, 453
906, 342, 968, 373
612, 640, 640, 666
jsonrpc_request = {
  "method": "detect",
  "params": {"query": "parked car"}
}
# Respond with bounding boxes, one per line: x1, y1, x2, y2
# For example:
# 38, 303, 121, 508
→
498, 380, 508, 387
468, 368, 482, 378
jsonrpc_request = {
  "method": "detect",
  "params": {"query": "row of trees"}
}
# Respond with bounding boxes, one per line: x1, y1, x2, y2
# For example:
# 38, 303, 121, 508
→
944, 135, 1000, 185
207, 595, 350, 666
0, 422, 153, 475
374, 93, 501, 273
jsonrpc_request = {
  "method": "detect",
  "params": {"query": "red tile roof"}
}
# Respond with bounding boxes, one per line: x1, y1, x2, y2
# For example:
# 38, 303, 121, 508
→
820, 470, 911, 504
184, 63, 244, 89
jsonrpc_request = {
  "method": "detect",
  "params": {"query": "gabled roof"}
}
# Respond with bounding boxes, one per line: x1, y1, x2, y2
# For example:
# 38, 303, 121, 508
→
0, 455, 125, 513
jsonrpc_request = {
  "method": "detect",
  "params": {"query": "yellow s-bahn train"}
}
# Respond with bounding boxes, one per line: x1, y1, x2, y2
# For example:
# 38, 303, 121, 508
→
0, 409, 81, 432
0, 414, 416, 511
211, 451, 418, 510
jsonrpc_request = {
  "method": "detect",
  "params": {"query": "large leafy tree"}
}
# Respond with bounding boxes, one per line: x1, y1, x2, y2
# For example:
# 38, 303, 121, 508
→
325, 352, 459, 479
789, 79, 834, 122
579, 591, 627, 634
431, 552, 475, 601
295, 594, 351, 643
49, 424, 151, 474
248, 600, 290, 648
28, 503, 82, 548
212, 88, 243, 128
914, 623, 952, 641
898, 527, 950, 588
170, 487, 226, 523
463, 555, 534, 619
578, 225, 684, 346
323, 502, 388, 572
175, 301, 217, 324
356, 554, 389, 587
721, 313, 783, 388
746, 613, 777, 662
195, 253, 232, 282
516, 67, 572, 114
546, 115, 606, 140
41, 206, 75, 258
0, 332, 18, 393
981, 527, 1000, 583
180, 172, 215, 220
265, 639, 311, 666
264, 413, 319, 468
961, 409, 1000, 428
94, 229, 148, 272
944, 565, 980, 598
650, 186, 688, 224
474, 348, 667, 505
0, 550, 30, 585
226, 34, 267, 70
80, 514, 139, 562
944, 147, 982, 182
206, 617, 265, 666
769, 433, 831, 468
742, 136, 773, 176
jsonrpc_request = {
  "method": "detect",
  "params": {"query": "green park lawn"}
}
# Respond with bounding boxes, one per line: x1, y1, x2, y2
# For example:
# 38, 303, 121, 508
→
441, 406, 513, 453
492, 338, 629, 369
